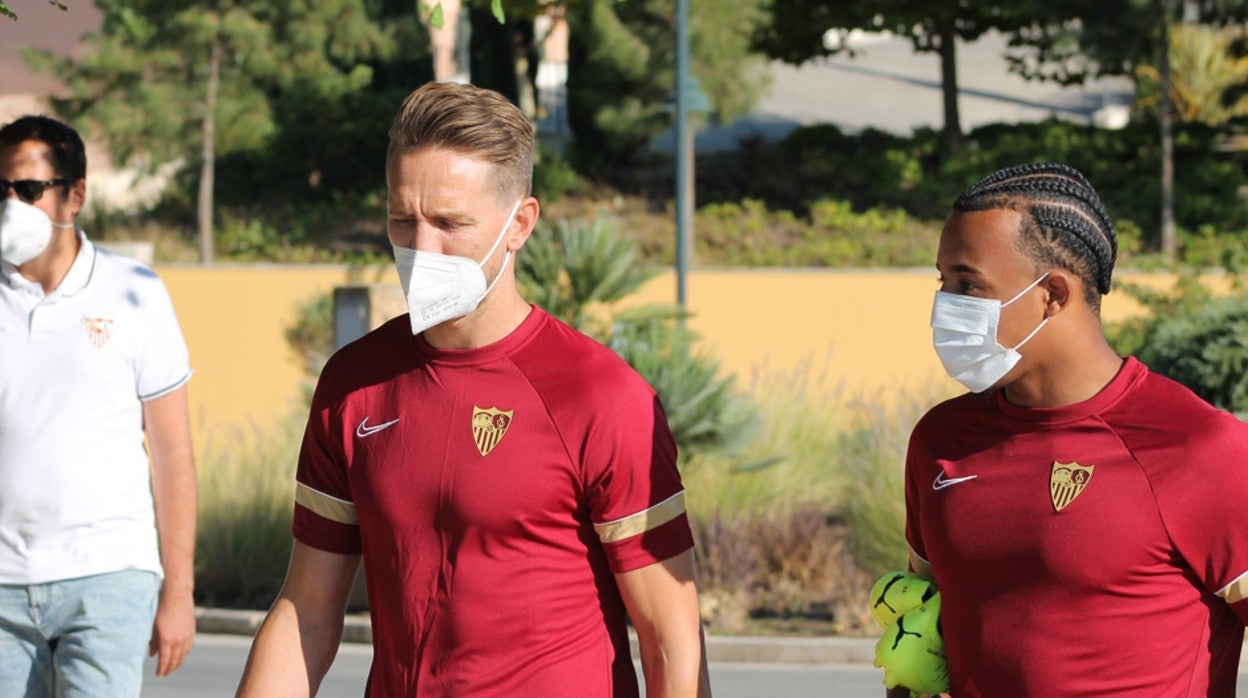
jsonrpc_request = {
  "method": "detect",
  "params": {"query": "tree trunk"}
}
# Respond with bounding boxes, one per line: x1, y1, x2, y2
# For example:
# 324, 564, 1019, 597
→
937, 19, 964, 154
1158, 1, 1176, 259
198, 36, 221, 265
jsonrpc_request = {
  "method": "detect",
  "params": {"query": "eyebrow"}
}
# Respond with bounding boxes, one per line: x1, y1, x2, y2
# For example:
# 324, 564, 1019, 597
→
936, 262, 982, 276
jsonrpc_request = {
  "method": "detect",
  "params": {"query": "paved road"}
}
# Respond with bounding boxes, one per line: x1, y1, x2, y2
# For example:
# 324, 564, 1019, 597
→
142, 634, 1248, 697
141, 634, 884, 697
139, 634, 1248, 698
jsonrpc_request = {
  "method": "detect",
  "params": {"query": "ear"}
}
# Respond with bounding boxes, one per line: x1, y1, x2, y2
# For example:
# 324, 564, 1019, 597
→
67, 178, 86, 218
506, 196, 539, 252
1040, 270, 1078, 318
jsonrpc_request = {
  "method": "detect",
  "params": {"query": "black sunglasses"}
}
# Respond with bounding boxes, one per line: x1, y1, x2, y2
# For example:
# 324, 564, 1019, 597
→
0, 178, 76, 204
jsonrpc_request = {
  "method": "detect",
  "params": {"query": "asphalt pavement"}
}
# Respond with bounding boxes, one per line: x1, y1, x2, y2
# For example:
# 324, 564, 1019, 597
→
142, 633, 887, 698
155, 609, 1248, 697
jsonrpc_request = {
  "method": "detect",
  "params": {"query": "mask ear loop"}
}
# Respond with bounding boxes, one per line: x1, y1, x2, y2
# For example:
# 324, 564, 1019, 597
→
1001, 272, 1053, 351
478, 199, 524, 298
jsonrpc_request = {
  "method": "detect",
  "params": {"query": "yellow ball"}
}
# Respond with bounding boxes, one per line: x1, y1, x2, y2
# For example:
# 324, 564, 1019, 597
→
873, 592, 949, 695
869, 571, 938, 628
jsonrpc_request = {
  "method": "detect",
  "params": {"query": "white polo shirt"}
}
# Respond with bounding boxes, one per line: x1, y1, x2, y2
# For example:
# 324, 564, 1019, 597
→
0, 232, 191, 584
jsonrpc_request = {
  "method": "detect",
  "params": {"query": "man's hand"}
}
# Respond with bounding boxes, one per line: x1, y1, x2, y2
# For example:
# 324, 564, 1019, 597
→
149, 586, 196, 676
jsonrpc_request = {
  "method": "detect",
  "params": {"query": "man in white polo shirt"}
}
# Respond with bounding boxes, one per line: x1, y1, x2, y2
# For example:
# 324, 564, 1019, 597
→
0, 115, 196, 696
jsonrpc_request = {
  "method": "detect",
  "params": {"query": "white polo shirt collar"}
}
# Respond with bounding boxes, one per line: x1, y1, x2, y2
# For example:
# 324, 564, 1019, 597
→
0, 229, 95, 298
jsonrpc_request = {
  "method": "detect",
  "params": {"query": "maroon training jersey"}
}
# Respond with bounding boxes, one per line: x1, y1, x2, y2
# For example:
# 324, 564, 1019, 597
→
293, 307, 694, 697
906, 357, 1248, 697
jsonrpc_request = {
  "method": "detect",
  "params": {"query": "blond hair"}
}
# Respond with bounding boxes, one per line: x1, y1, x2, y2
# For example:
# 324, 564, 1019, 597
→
387, 82, 535, 202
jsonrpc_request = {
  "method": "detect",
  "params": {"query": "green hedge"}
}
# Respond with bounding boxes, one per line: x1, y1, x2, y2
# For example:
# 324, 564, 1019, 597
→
698, 117, 1248, 252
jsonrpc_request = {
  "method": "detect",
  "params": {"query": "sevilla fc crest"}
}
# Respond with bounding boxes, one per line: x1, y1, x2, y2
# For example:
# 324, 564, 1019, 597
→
1050, 461, 1094, 512
471, 406, 513, 457
83, 316, 114, 348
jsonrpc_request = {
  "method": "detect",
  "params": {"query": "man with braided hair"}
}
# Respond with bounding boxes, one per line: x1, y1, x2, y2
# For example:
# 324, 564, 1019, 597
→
894, 162, 1248, 697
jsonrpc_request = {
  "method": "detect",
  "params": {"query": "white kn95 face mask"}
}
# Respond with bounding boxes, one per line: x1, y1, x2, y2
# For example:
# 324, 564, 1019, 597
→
0, 199, 71, 266
393, 199, 522, 336
930, 272, 1051, 393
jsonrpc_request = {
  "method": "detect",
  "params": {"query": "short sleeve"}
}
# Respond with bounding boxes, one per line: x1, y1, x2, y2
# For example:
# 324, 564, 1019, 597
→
1152, 414, 1248, 625
583, 390, 693, 573
292, 381, 362, 555
134, 273, 191, 400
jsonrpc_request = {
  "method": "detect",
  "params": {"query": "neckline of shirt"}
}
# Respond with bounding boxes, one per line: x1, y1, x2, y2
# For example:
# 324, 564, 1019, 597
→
991, 356, 1143, 424
1, 230, 95, 297
413, 304, 546, 366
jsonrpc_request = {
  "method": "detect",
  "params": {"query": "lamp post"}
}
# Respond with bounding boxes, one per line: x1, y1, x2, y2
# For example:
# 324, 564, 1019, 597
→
674, 0, 707, 312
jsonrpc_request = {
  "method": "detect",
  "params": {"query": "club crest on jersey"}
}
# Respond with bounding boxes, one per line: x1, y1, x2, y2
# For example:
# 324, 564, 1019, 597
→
471, 406, 513, 457
83, 316, 114, 348
1050, 461, 1094, 512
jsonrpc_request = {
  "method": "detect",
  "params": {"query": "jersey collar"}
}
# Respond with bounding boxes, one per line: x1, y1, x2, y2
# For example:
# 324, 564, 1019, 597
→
992, 356, 1143, 424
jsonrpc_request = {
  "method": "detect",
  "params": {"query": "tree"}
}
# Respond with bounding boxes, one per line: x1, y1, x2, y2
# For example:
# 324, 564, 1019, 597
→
754, 1, 1039, 153
1005, 0, 1248, 258
23, 0, 402, 263
566, 0, 771, 172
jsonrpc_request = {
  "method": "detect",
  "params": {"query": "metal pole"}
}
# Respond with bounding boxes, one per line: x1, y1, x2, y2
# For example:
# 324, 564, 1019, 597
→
674, 0, 691, 311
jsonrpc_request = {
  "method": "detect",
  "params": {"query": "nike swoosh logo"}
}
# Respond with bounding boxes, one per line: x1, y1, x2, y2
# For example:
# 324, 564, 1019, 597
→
356, 417, 400, 438
932, 472, 978, 490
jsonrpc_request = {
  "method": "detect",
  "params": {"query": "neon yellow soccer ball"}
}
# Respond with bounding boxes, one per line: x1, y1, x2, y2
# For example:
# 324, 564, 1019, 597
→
873, 592, 950, 696
869, 571, 938, 628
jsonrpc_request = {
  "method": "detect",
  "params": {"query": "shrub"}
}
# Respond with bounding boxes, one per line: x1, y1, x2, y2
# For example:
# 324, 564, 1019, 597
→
518, 215, 758, 462
693, 505, 872, 636
1138, 293, 1248, 411
610, 321, 757, 461
692, 197, 938, 268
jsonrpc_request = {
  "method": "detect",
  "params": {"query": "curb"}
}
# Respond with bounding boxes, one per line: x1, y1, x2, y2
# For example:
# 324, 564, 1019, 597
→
194, 608, 879, 665
196, 608, 1248, 667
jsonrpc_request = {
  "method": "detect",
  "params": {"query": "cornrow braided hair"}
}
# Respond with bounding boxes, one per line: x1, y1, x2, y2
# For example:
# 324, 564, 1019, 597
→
953, 162, 1117, 308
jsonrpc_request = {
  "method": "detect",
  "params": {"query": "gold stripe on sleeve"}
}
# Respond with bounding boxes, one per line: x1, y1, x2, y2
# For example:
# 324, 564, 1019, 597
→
1217, 571, 1248, 605
594, 491, 686, 544
295, 482, 358, 526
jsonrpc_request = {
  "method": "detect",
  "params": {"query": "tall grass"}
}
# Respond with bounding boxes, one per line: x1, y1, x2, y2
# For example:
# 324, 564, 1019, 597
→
194, 414, 304, 609
685, 355, 949, 635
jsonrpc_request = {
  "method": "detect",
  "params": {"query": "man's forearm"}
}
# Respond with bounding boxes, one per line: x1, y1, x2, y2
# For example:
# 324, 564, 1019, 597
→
237, 598, 344, 697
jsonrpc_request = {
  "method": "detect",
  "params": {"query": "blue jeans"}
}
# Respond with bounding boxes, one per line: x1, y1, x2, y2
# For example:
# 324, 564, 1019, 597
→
0, 569, 159, 698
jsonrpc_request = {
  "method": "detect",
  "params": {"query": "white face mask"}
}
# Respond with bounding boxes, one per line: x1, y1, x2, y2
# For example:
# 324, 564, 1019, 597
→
930, 272, 1050, 393
393, 199, 522, 336
0, 199, 70, 266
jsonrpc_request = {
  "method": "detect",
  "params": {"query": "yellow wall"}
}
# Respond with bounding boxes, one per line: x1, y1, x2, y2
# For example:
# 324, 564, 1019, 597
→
158, 264, 1198, 444
160, 264, 395, 443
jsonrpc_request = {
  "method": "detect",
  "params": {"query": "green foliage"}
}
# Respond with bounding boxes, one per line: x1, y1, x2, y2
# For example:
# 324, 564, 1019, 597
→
1104, 275, 1214, 357
566, 0, 771, 171
1138, 293, 1248, 411
532, 146, 588, 203
517, 215, 655, 334
284, 293, 335, 380
694, 197, 937, 267
517, 214, 756, 461
698, 117, 1248, 255
26, 0, 431, 219
195, 417, 302, 609
610, 321, 756, 459
684, 361, 944, 633
1136, 24, 1248, 125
